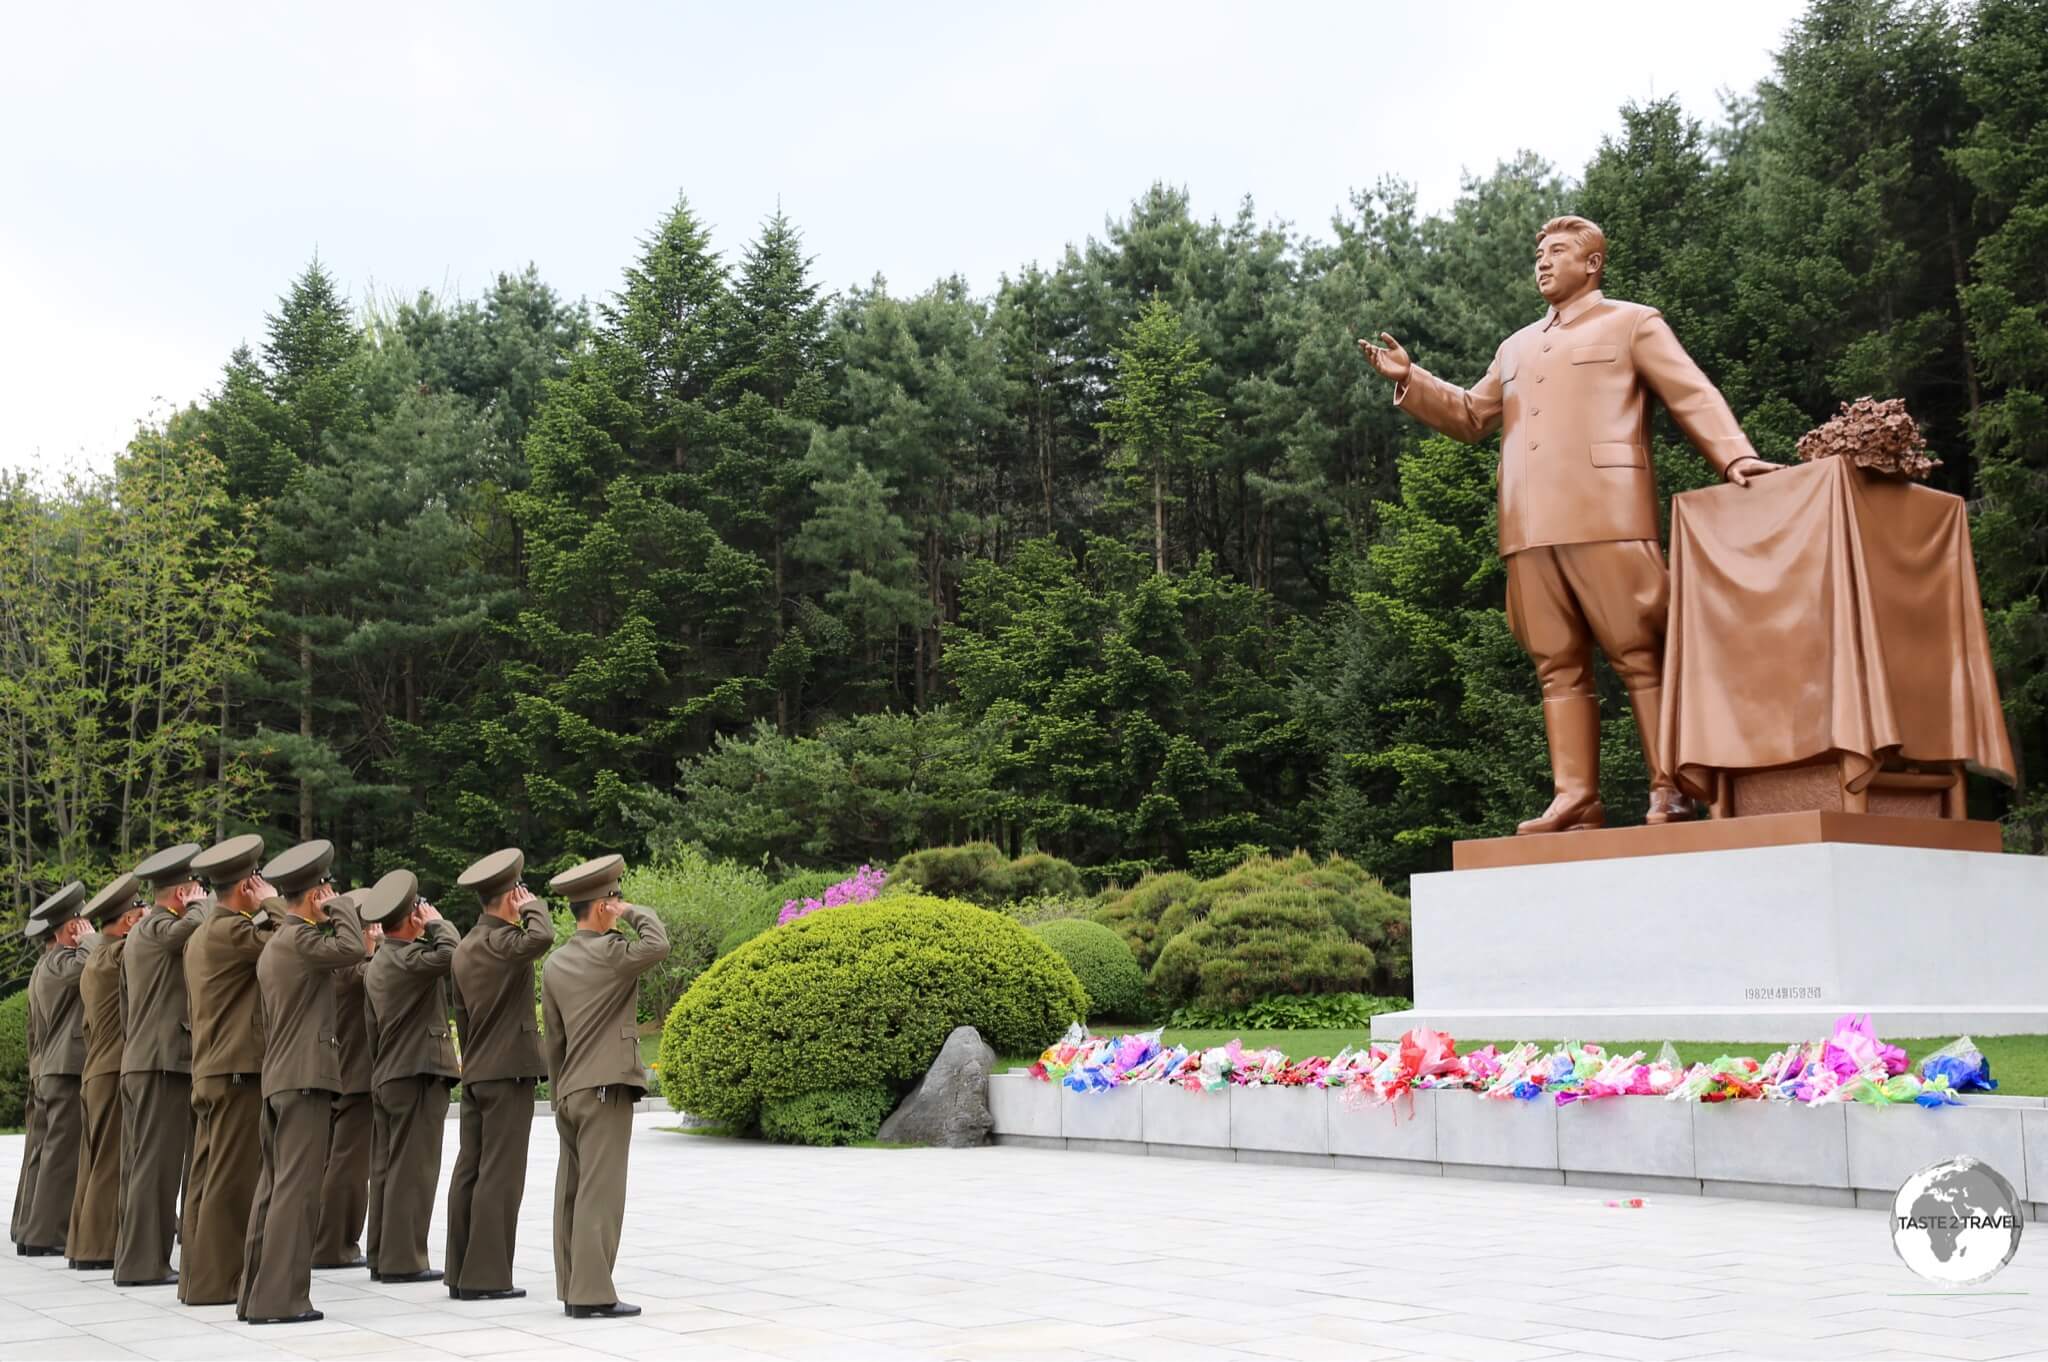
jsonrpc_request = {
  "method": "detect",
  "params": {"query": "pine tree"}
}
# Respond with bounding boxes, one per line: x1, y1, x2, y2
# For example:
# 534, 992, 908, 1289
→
1100, 296, 1222, 573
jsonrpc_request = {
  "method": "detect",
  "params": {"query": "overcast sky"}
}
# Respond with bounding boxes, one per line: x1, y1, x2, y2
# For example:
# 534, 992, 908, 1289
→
0, 0, 1805, 479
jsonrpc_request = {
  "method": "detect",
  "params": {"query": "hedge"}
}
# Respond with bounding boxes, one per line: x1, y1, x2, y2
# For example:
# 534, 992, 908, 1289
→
660, 894, 1088, 1142
0, 989, 29, 1128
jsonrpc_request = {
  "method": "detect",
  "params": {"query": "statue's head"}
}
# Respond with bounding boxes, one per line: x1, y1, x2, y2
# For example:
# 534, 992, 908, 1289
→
1535, 215, 1606, 305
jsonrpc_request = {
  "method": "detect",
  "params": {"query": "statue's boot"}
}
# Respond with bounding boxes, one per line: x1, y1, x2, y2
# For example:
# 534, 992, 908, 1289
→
1518, 696, 1606, 834
1630, 686, 1695, 825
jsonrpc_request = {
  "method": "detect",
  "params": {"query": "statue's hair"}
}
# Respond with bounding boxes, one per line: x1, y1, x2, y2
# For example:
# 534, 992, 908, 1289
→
1538, 215, 1608, 285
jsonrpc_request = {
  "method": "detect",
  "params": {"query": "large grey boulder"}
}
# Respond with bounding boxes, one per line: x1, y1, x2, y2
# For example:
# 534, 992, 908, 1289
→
878, 1025, 996, 1147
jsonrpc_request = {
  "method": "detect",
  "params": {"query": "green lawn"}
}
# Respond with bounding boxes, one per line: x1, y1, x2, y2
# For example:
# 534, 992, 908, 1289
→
1000, 1029, 2048, 1096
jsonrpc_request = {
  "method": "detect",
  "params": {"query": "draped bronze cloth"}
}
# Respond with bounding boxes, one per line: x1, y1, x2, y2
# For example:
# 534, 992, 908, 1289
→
1661, 456, 2015, 803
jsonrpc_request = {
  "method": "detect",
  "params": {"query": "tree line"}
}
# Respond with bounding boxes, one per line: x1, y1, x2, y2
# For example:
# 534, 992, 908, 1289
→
4, 0, 2044, 918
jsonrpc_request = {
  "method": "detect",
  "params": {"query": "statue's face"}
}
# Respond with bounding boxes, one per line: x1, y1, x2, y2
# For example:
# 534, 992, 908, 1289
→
1536, 232, 1600, 304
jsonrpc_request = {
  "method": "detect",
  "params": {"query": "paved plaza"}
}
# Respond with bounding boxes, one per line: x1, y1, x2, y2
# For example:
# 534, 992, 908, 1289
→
3, 1112, 2046, 1362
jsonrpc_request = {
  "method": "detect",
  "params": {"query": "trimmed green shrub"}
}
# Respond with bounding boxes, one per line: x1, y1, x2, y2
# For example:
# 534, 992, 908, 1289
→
759, 1084, 895, 1146
1032, 919, 1144, 1021
891, 843, 1084, 906
1092, 871, 1198, 970
1004, 852, 1085, 901
1157, 853, 1410, 995
660, 894, 1088, 1141
0, 988, 29, 1128
1150, 886, 1377, 1011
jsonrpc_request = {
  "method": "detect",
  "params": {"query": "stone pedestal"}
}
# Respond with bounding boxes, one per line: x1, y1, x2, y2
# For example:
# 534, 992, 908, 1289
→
1372, 818, 2048, 1044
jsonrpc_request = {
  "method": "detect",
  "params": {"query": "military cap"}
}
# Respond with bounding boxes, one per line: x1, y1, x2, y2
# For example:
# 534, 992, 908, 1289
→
84, 873, 144, 927
548, 853, 625, 905
31, 881, 88, 927
456, 848, 524, 903
192, 833, 267, 889
23, 915, 49, 942
354, 869, 420, 928
132, 842, 203, 888
262, 839, 335, 897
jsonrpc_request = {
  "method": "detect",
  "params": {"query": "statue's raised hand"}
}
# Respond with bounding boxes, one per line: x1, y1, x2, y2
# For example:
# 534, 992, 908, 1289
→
1358, 332, 1411, 384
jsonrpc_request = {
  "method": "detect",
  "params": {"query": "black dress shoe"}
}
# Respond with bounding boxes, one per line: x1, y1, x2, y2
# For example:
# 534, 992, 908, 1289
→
247, 1310, 325, 1325
566, 1301, 642, 1318
451, 1286, 526, 1301
314, 1254, 367, 1270
21, 1245, 63, 1257
69, 1258, 114, 1270
116, 1272, 179, 1287
374, 1268, 444, 1284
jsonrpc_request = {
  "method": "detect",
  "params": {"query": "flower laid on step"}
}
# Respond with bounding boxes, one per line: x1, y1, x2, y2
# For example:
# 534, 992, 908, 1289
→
1027, 1014, 1975, 1109
1795, 395, 1940, 479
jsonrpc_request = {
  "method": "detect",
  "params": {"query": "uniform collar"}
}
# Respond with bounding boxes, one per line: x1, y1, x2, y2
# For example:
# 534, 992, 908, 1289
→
1543, 288, 1604, 331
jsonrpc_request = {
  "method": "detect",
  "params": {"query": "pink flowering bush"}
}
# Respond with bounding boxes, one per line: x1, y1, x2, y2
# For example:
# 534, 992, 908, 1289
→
778, 864, 887, 925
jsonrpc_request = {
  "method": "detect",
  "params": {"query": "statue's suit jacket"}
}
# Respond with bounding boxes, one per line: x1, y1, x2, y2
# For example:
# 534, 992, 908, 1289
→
1394, 289, 1757, 556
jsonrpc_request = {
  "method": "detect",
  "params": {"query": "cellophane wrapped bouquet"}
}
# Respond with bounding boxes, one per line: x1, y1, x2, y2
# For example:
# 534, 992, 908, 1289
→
1029, 1013, 1978, 1111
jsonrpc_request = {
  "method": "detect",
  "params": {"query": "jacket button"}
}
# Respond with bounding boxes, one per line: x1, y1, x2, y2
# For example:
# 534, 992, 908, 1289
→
1536, 375, 1545, 383
1531, 442, 1541, 450
1542, 344, 1552, 353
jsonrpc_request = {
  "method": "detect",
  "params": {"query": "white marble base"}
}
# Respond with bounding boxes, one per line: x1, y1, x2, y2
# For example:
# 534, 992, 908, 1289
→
1372, 840, 2048, 1044
989, 1075, 2048, 1219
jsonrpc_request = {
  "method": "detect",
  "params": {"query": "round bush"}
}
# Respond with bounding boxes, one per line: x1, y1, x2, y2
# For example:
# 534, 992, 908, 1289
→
0, 988, 28, 1128
1149, 885, 1379, 1012
660, 894, 1089, 1140
1032, 919, 1144, 1021
759, 1084, 895, 1146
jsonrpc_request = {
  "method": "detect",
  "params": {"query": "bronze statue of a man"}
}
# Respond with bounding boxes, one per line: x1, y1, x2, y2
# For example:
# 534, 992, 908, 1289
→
1360, 215, 1777, 834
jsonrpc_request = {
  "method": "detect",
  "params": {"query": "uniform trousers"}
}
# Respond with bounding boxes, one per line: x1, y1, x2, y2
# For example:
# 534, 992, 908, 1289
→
22, 1075, 82, 1250
65, 1073, 121, 1261
551, 1085, 635, 1307
10, 1077, 47, 1245
364, 1099, 388, 1272
114, 1071, 189, 1281
1503, 538, 1668, 697
370, 1076, 449, 1275
445, 1078, 535, 1292
181, 1075, 263, 1304
238, 1090, 333, 1321
311, 1092, 370, 1266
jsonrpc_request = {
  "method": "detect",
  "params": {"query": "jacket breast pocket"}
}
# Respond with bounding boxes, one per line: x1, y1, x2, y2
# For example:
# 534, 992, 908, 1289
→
1570, 345, 1618, 365
1590, 442, 1647, 469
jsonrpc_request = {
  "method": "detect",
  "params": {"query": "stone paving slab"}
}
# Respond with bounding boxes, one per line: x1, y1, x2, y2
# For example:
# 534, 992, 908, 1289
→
2, 1115, 2044, 1361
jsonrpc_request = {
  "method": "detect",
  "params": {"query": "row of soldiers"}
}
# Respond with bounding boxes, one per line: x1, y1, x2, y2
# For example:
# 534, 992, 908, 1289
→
10, 835, 670, 1324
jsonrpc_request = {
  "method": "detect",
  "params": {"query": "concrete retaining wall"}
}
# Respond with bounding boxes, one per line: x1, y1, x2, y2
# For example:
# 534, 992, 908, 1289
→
989, 1073, 2048, 1219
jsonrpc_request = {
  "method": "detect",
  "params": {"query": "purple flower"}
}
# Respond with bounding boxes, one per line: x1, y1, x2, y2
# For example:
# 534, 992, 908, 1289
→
777, 865, 888, 925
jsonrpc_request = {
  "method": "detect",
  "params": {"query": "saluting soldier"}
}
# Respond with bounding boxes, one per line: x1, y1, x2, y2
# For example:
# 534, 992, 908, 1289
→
360, 869, 459, 1284
66, 874, 148, 1270
312, 912, 375, 1271
23, 883, 96, 1258
445, 848, 551, 1301
11, 915, 54, 1255
179, 833, 278, 1306
540, 855, 669, 1319
239, 851, 364, 1326
116, 842, 206, 1287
